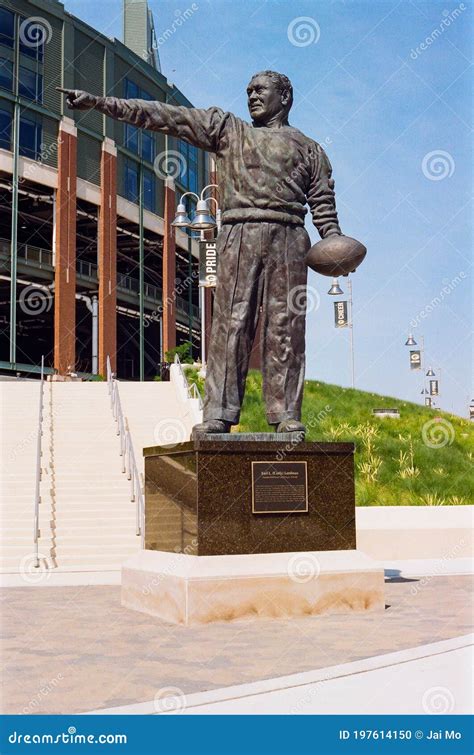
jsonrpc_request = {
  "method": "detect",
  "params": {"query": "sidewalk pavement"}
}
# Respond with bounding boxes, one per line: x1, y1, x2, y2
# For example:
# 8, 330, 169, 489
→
2, 574, 472, 714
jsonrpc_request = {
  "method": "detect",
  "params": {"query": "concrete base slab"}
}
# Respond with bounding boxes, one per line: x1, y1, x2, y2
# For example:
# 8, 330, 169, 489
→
121, 549, 384, 625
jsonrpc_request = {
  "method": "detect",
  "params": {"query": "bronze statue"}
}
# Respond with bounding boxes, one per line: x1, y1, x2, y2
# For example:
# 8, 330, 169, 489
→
58, 71, 351, 436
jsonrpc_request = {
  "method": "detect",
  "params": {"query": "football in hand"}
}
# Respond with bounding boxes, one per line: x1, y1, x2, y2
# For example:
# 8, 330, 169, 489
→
305, 234, 367, 277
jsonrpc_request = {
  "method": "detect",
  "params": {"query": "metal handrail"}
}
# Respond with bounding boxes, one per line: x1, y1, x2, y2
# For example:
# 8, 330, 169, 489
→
106, 356, 144, 542
33, 355, 45, 568
76, 259, 97, 279
173, 353, 203, 410
0, 238, 53, 268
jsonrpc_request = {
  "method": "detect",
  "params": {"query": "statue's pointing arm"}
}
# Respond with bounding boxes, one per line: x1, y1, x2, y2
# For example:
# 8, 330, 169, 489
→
307, 145, 342, 239
56, 88, 225, 152
100, 97, 225, 152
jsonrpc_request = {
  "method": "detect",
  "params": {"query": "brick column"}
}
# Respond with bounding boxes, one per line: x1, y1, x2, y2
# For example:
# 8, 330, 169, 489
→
54, 118, 77, 375
162, 177, 176, 356
98, 138, 117, 377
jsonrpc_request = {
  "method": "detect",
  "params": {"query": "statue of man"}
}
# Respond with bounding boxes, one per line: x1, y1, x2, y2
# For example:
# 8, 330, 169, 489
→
58, 70, 342, 435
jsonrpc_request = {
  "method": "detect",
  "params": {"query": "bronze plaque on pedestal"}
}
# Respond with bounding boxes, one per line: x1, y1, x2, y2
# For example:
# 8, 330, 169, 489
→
251, 461, 308, 514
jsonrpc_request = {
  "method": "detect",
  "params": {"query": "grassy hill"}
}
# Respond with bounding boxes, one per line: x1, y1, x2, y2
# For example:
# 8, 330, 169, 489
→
188, 369, 473, 506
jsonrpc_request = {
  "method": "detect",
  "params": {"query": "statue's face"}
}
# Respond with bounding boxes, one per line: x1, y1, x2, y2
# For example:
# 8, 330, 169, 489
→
247, 75, 288, 125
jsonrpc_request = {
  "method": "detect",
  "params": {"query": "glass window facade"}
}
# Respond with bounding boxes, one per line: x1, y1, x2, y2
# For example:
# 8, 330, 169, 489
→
0, 57, 13, 91
124, 123, 139, 154
125, 79, 139, 99
178, 139, 198, 194
124, 159, 139, 203
18, 66, 43, 102
142, 131, 154, 163
19, 115, 42, 159
0, 8, 14, 49
123, 79, 156, 163
0, 107, 11, 150
143, 168, 155, 212
124, 161, 156, 212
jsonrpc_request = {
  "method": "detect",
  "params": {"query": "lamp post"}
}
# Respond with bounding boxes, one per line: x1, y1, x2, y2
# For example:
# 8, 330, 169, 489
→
9, 101, 20, 367
138, 157, 145, 381
171, 184, 220, 366
328, 276, 355, 389
403, 334, 442, 408
426, 366, 441, 407
348, 278, 355, 390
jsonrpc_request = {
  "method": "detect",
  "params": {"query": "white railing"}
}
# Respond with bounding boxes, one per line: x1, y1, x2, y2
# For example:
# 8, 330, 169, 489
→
33, 355, 45, 569
173, 354, 203, 410
106, 356, 144, 543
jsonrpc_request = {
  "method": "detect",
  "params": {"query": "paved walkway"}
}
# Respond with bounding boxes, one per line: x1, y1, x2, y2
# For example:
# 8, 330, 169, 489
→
2, 575, 472, 714
91, 636, 472, 715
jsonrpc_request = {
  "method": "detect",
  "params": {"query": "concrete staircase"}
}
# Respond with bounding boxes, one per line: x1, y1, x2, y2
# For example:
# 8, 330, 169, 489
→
43, 381, 141, 574
118, 380, 191, 473
0, 378, 192, 582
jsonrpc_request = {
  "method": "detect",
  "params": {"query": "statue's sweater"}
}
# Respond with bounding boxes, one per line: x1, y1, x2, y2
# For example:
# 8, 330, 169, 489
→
95, 97, 341, 237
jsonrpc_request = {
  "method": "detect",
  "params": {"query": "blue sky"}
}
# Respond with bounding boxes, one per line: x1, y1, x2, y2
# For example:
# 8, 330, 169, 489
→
65, 0, 472, 417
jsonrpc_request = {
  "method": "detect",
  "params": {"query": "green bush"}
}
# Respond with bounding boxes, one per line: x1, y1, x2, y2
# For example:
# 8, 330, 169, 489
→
165, 341, 194, 364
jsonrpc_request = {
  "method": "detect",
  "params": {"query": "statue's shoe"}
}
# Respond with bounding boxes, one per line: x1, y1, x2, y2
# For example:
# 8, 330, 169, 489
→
276, 420, 306, 435
192, 419, 232, 438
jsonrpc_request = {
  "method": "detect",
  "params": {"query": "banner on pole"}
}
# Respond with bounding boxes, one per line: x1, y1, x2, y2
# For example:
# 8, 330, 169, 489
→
429, 379, 439, 396
409, 350, 421, 370
333, 300, 349, 328
199, 240, 218, 287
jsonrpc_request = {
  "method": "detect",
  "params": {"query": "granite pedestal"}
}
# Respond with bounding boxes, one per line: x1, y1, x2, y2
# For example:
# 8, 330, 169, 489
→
143, 434, 356, 556
121, 434, 383, 625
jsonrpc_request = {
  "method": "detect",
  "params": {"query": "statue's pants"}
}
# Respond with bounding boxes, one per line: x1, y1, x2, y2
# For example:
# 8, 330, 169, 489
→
203, 221, 311, 425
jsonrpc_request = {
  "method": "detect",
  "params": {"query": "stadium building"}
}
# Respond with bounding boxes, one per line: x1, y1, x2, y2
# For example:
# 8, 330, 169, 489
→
0, 0, 214, 379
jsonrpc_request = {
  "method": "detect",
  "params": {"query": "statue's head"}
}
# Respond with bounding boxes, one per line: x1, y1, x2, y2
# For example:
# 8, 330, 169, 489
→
247, 70, 293, 126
